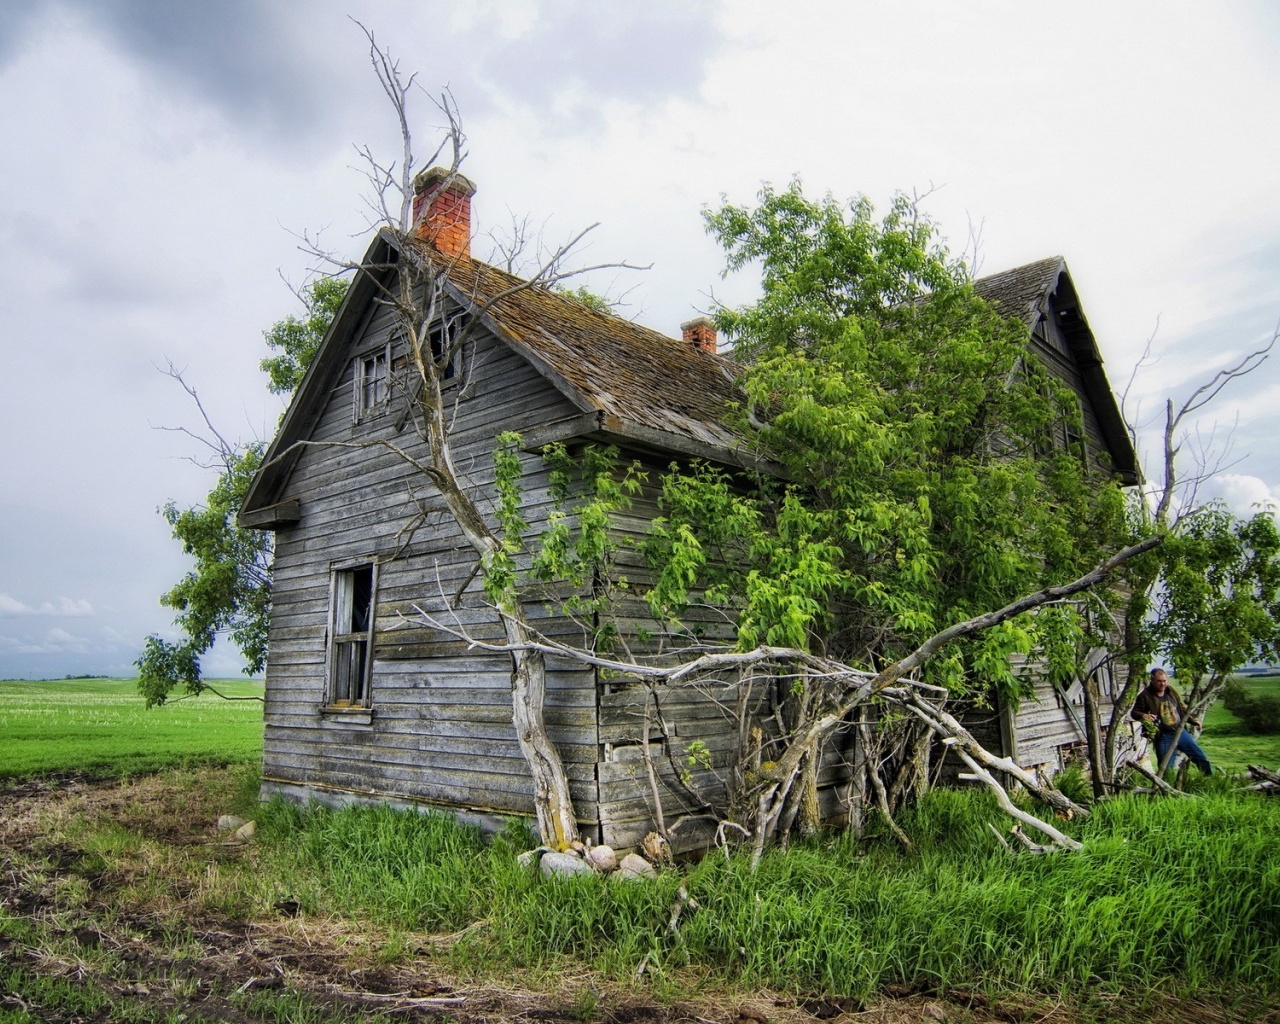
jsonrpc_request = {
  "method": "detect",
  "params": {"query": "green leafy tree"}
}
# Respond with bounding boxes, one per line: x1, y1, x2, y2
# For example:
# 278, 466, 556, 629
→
647, 182, 1127, 698
137, 277, 347, 706
260, 276, 349, 395
554, 284, 615, 314
643, 183, 1279, 809
1154, 508, 1280, 681
1099, 500, 1280, 779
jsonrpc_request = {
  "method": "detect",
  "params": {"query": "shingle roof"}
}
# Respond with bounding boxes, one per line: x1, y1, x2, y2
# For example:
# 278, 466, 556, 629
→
971, 256, 1066, 326
415, 240, 744, 453
242, 237, 1137, 521
424, 241, 1135, 481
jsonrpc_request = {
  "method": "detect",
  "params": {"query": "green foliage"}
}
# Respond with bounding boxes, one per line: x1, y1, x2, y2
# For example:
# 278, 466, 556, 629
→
1222, 678, 1280, 734
259, 276, 349, 395
1050, 762, 1093, 806
490, 435, 646, 649
1147, 506, 1280, 681
1201, 672, 1280, 768
646, 182, 1126, 697
138, 444, 271, 706
9, 767, 1280, 1009
555, 284, 614, 313
255, 798, 498, 931
485, 432, 528, 608
248, 787, 1280, 999
141, 279, 344, 706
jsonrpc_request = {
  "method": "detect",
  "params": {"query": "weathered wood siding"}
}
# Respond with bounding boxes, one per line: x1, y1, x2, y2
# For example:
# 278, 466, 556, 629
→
591, 464, 860, 851
260, 297, 603, 833
1006, 653, 1131, 771
1006, 675, 1089, 770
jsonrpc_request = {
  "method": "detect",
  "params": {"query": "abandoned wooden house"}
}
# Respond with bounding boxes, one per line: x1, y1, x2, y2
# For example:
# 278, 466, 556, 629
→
240, 170, 1139, 848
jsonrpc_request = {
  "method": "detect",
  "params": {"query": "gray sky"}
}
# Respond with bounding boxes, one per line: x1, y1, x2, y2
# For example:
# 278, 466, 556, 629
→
1, 0, 1277, 679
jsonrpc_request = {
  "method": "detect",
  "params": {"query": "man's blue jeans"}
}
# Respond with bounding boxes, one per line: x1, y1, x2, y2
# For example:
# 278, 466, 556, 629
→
1154, 729, 1212, 775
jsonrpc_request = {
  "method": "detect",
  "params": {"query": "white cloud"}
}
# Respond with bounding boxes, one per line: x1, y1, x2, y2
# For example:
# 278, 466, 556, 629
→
0, 594, 28, 615
0, 635, 46, 655
1201, 473, 1280, 518
0, 593, 95, 618
0, 627, 90, 655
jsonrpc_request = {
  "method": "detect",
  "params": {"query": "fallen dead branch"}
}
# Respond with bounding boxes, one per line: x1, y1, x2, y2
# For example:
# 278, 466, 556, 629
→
1245, 764, 1280, 794
1129, 760, 1194, 797
952, 742, 1081, 851
417, 918, 490, 948
636, 885, 699, 978
397, 534, 1159, 863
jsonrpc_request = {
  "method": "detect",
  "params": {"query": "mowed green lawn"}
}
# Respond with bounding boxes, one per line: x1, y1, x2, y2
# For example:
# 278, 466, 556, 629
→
0, 677, 263, 779
1196, 672, 1280, 773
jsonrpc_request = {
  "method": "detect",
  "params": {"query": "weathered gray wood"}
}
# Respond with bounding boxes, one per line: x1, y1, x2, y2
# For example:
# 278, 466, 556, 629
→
240, 498, 301, 529
258, 308, 603, 829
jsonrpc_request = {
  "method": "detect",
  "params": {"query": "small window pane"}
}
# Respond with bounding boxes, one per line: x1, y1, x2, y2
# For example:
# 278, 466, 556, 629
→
359, 352, 388, 411
350, 566, 373, 632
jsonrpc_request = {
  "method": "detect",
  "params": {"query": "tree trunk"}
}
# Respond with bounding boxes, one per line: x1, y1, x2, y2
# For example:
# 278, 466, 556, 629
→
417, 351, 579, 849
797, 741, 821, 836
1082, 671, 1106, 801
505, 608, 581, 849
1102, 594, 1150, 781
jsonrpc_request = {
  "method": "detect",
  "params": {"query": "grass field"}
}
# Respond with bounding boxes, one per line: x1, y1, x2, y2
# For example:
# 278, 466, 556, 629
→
1195, 672, 1280, 772
2, 766, 1276, 1023
2, 677, 1277, 1021
0, 676, 263, 779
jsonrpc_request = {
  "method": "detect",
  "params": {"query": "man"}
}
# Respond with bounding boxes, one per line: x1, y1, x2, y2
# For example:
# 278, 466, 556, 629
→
1132, 667, 1212, 775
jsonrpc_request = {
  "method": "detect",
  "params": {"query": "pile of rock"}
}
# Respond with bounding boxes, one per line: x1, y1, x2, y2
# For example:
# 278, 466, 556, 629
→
216, 815, 257, 843
518, 841, 659, 881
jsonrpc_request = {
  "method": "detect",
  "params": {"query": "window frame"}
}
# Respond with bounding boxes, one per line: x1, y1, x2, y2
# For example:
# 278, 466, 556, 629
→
353, 342, 391, 421
429, 319, 460, 384
324, 561, 378, 710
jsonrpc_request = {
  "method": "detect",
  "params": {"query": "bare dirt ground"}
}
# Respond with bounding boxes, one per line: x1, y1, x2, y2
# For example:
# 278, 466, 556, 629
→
0, 772, 1272, 1024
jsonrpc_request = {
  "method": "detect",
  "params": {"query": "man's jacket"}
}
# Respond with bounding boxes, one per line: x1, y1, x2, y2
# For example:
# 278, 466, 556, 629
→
1131, 685, 1187, 734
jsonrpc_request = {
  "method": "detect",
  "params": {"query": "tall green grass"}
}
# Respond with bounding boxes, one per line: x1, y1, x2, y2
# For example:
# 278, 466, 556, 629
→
254, 787, 1280, 1000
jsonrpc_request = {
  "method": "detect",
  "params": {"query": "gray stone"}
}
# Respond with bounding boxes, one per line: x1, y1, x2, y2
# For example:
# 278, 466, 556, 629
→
615, 853, 657, 880
216, 815, 248, 832
585, 845, 618, 872
540, 851, 594, 879
516, 847, 551, 870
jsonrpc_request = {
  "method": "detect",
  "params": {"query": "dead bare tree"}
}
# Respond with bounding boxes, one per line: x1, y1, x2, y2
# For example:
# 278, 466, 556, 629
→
278, 26, 649, 849
1090, 324, 1280, 784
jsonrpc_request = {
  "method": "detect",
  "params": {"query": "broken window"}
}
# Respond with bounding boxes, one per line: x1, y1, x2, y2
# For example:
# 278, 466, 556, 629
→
430, 320, 459, 381
328, 564, 376, 707
355, 345, 390, 419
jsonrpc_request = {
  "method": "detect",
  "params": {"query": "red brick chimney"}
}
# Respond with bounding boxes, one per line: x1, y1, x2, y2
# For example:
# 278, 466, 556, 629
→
681, 316, 717, 354
411, 167, 477, 259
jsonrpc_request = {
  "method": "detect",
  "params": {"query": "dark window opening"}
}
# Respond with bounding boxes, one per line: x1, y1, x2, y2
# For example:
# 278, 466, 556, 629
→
430, 321, 458, 381
330, 564, 375, 707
